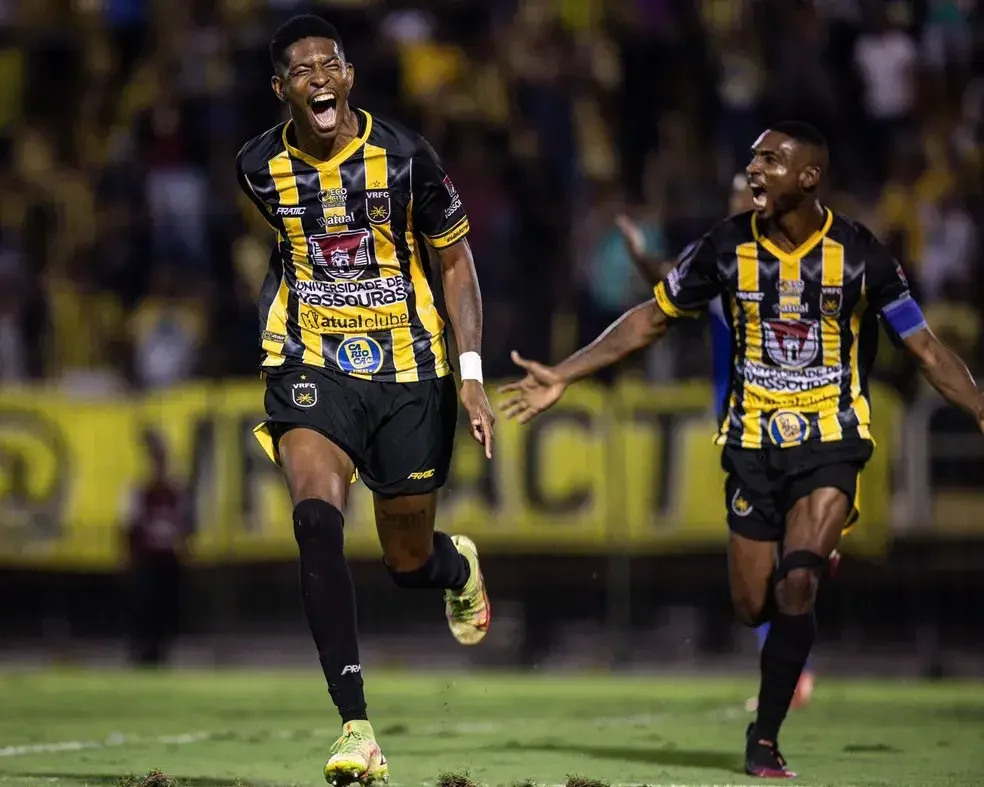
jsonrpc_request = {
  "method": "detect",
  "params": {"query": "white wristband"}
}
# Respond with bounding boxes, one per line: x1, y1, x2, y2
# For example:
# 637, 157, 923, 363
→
459, 352, 483, 383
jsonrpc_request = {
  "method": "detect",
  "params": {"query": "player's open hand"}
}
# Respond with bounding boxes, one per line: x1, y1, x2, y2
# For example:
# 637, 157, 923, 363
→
460, 379, 494, 459
615, 214, 646, 261
498, 351, 567, 424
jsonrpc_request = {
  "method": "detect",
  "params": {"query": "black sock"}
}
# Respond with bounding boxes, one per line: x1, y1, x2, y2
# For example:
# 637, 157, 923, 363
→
293, 499, 367, 723
387, 531, 470, 591
755, 610, 816, 741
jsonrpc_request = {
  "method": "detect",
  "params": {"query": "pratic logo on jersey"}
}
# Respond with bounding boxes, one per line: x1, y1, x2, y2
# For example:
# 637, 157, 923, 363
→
295, 277, 408, 309
307, 229, 373, 280
318, 213, 355, 228
300, 308, 411, 333
736, 290, 764, 302
763, 319, 820, 368
275, 205, 306, 216
365, 190, 391, 224
318, 187, 347, 208
336, 335, 384, 375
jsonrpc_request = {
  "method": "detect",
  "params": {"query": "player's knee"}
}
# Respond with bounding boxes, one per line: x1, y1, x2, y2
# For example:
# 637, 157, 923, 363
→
292, 498, 344, 556
775, 568, 818, 616
773, 549, 826, 615
733, 595, 769, 627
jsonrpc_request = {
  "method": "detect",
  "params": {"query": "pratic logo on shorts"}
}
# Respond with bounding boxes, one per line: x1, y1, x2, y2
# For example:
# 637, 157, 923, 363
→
295, 276, 408, 309
767, 410, 811, 447
275, 205, 306, 216
308, 229, 373, 280
318, 213, 355, 228
408, 469, 435, 480
763, 319, 819, 368
318, 187, 347, 208
301, 308, 410, 333
743, 360, 840, 393
366, 190, 391, 224
336, 335, 384, 374
341, 664, 361, 675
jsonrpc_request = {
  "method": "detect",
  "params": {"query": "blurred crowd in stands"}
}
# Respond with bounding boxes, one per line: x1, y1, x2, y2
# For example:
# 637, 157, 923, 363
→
0, 0, 980, 399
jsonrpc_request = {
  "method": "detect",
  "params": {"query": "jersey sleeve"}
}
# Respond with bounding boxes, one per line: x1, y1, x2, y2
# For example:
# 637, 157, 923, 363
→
652, 237, 722, 318
235, 141, 273, 223
863, 229, 928, 339
411, 137, 470, 249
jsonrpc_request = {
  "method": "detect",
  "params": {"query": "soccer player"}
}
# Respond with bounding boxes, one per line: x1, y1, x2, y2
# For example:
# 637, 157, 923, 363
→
616, 177, 821, 711
501, 122, 984, 778
236, 15, 493, 785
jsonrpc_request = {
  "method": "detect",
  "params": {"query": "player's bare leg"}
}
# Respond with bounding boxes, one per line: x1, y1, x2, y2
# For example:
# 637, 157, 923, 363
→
279, 429, 387, 785
375, 493, 489, 644
745, 487, 849, 779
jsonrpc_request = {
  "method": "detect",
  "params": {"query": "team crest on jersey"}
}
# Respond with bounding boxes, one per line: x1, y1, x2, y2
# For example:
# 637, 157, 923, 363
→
763, 320, 820, 369
767, 410, 811, 447
291, 381, 318, 408
336, 336, 384, 374
308, 229, 373, 281
820, 286, 842, 316
365, 190, 391, 224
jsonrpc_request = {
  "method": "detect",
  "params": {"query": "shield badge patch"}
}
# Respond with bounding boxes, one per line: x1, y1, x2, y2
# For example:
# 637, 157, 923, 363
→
365, 190, 391, 224
291, 381, 318, 408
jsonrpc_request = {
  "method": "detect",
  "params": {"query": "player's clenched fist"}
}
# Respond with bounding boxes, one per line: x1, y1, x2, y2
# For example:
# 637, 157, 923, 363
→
498, 351, 568, 424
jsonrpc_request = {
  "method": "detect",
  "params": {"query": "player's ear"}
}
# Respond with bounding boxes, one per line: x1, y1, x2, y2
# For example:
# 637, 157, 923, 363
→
271, 74, 287, 103
344, 60, 355, 92
801, 165, 820, 193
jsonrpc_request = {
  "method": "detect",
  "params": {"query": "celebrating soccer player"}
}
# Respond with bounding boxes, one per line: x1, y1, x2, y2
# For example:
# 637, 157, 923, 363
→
615, 175, 823, 712
502, 122, 984, 779
236, 15, 493, 785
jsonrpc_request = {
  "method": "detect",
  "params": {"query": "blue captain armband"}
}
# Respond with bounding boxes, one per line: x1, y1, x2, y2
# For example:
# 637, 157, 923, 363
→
881, 294, 928, 339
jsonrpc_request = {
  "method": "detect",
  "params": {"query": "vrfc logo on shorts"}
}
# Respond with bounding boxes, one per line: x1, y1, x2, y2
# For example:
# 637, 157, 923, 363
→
291, 381, 318, 408
731, 489, 754, 517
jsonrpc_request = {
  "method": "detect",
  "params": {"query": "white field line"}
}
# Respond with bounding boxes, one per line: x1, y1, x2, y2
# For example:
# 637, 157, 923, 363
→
0, 704, 746, 759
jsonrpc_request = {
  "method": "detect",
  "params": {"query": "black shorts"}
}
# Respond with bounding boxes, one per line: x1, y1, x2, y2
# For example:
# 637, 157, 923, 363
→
722, 439, 873, 542
254, 363, 458, 497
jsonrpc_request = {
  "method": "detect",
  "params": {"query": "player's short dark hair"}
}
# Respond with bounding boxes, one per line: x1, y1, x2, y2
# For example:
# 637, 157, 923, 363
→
270, 15, 344, 73
769, 121, 828, 152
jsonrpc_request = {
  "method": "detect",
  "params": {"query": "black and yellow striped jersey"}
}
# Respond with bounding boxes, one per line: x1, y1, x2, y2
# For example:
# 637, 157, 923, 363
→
654, 209, 914, 450
235, 109, 469, 382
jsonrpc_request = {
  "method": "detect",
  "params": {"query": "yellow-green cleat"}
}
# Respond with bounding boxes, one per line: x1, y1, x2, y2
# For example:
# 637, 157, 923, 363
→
444, 534, 491, 645
323, 720, 388, 786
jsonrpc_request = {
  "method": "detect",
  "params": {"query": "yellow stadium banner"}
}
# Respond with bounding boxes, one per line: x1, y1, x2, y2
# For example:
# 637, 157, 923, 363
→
0, 379, 901, 570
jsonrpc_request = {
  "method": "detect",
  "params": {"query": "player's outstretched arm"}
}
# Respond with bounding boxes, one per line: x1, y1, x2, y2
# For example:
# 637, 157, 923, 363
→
499, 300, 669, 424
615, 214, 674, 285
439, 238, 495, 457
902, 328, 984, 433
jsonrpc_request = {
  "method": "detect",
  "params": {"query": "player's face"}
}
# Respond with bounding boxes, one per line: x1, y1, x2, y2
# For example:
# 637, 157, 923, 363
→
745, 131, 809, 219
272, 37, 354, 138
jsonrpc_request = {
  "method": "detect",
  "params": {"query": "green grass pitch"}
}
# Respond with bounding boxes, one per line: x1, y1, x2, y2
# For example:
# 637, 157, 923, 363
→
0, 669, 981, 787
